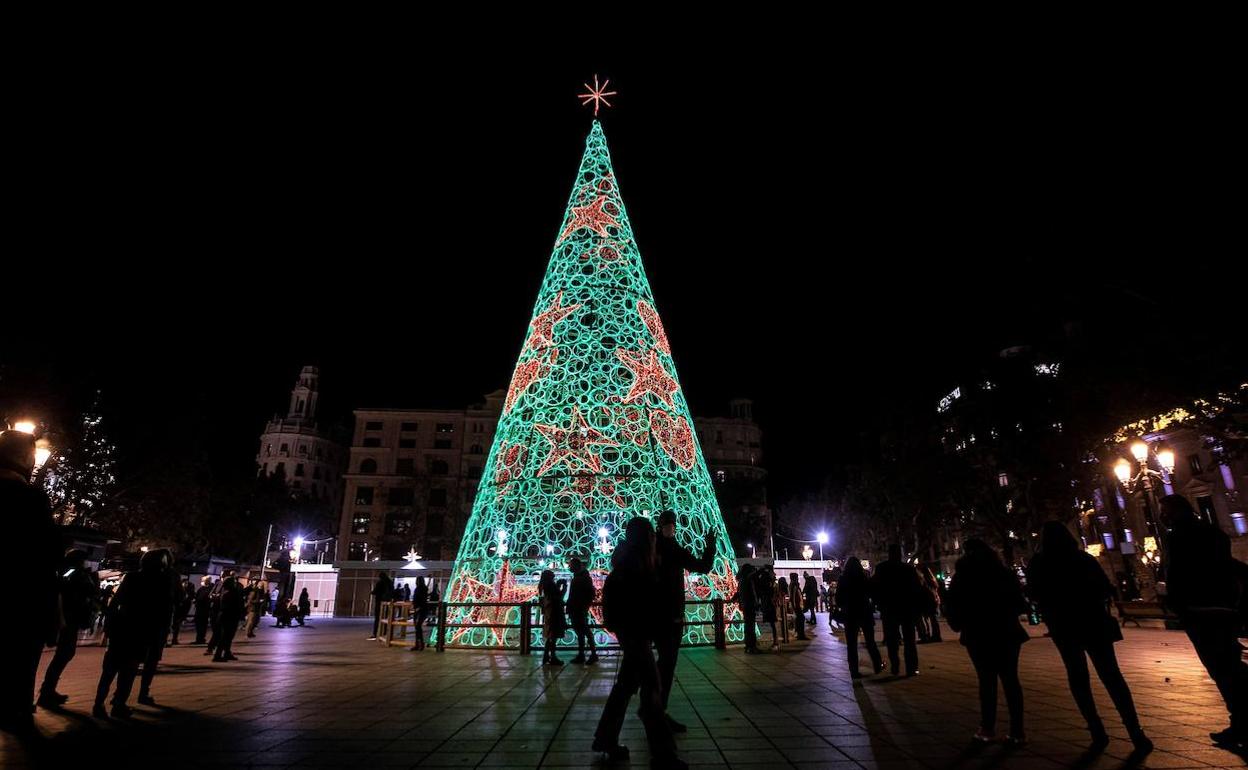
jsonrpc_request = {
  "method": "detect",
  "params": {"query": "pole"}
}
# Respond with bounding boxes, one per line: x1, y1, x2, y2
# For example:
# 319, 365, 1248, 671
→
261, 524, 273, 579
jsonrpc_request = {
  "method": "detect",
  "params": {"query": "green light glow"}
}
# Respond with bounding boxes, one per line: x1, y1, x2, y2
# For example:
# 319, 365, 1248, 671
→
446, 121, 741, 648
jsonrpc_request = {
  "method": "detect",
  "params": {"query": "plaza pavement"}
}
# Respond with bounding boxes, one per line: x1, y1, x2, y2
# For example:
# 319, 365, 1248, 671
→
3, 615, 1247, 769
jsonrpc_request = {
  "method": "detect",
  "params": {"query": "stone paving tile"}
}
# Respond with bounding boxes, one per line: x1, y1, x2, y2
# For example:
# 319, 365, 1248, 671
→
1, 616, 1247, 767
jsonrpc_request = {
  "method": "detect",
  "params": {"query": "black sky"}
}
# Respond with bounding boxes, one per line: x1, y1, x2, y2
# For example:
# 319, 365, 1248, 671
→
5, 45, 1244, 501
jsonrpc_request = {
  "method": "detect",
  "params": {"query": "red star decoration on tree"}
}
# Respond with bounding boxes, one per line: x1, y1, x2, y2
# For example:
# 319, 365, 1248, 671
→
637, 300, 671, 355
525, 291, 580, 351
616, 348, 679, 408
557, 195, 619, 243
534, 407, 618, 477
504, 349, 558, 414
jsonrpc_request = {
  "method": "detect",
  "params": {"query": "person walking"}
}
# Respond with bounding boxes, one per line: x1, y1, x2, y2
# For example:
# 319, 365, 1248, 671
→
193, 577, 214, 643
409, 577, 430, 651
594, 516, 683, 769
0, 429, 60, 734
38, 548, 101, 709
94, 549, 170, 718
835, 557, 884, 679
1027, 521, 1152, 752
566, 557, 598, 664
245, 580, 268, 638
369, 571, 391, 641
944, 538, 1028, 745
654, 510, 716, 733
872, 544, 922, 676
170, 577, 194, 645
732, 564, 759, 653
803, 573, 819, 625
136, 549, 177, 706
1160, 493, 1248, 750
297, 587, 311, 626
538, 569, 568, 666
788, 573, 808, 640
212, 573, 243, 662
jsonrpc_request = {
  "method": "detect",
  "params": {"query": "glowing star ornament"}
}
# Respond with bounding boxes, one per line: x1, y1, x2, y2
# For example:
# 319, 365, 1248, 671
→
534, 407, 618, 476
447, 120, 740, 649
578, 74, 617, 117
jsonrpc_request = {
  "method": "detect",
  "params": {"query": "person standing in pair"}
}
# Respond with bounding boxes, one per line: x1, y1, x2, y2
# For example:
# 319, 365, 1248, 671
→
38, 549, 101, 709
594, 516, 683, 769
409, 577, 430, 651
213, 574, 243, 662
788, 573, 808, 640
732, 564, 758, 653
654, 510, 715, 733
94, 549, 169, 718
538, 570, 568, 666
835, 557, 883, 679
1161, 493, 1248, 751
944, 539, 1028, 745
1027, 522, 1152, 753
566, 557, 598, 664
136, 549, 177, 706
871, 544, 922, 676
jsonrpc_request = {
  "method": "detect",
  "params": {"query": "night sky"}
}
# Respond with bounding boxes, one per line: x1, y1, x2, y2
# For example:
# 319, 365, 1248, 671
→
5, 51, 1244, 502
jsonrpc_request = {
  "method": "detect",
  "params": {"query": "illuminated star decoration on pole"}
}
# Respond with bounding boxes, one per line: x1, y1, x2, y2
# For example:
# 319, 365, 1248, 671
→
578, 74, 617, 117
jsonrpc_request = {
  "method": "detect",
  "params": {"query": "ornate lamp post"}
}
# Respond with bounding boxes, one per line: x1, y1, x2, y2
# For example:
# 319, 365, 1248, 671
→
1112, 439, 1176, 589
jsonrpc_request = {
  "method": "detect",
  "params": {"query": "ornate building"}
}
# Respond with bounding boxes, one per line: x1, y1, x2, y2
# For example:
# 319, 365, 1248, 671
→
256, 366, 348, 509
694, 399, 772, 557
336, 391, 503, 562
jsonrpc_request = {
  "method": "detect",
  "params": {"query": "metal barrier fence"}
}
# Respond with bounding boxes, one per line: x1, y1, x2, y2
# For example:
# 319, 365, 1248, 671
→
379, 599, 751, 653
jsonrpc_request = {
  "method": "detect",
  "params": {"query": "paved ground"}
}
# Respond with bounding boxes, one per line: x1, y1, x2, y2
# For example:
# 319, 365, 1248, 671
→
3, 615, 1246, 769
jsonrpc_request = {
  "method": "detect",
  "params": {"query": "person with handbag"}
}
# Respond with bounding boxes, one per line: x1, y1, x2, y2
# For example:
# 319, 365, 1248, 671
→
1027, 522, 1151, 753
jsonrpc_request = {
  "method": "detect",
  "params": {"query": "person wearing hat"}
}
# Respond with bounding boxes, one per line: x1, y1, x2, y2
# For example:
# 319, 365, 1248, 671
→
38, 548, 101, 708
0, 428, 61, 733
654, 509, 716, 733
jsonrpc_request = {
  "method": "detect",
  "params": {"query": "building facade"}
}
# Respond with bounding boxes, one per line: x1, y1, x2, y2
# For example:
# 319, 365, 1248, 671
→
335, 391, 504, 562
256, 366, 348, 508
694, 398, 773, 558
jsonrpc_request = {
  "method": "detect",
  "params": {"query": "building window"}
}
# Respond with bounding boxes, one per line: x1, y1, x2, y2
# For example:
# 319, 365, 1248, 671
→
275, 462, 285, 477
997, 472, 1009, 487
365, 421, 384, 431
388, 487, 415, 506
426, 514, 444, 537
473, 423, 484, 433
355, 487, 374, 506
430, 459, 449, 476
436, 423, 454, 433
434, 438, 452, 450
716, 431, 723, 445
1233, 512, 1248, 536
280, 443, 289, 455
385, 512, 413, 536
265, 444, 272, 456
1197, 495, 1217, 525
362, 437, 382, 448
298, 445, 307, 456
1188, 454, 1204, 474
715, 470, 726, 483
351, 516, 370, 535
315, 447, 323, 460
1101, 532, 1116, 550
396, 458, 415, 475
469, 444, 484, 455
467, 465, 482, 479
359, 458, 378, 474
295, 464, 305, 477
428, 488, 448, 507
399, 438, 417, 449
348, 541, 367, 560
313, 467, 321, 480
401, 422, 419, 432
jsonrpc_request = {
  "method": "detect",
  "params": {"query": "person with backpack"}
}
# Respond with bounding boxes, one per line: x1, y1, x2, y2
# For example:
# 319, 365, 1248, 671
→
38, 549, 101, 708
595, 516, 684, 769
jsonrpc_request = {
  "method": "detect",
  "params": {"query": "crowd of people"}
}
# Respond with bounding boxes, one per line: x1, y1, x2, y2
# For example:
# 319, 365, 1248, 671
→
0, 428, 314, 733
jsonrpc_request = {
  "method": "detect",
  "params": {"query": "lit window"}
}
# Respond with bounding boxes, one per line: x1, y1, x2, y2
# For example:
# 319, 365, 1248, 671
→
715, 470, 726, 483
981, 380, 996, 391
1101, 532, 1116, 550
1232, 513, 1248, 536
355, 487, 374, 506
998, 472, 1009, 487
1034, 362, 1061, 377
351, 516, 370, 535
938, 387, 962, 413
1123, 528, 1134, 543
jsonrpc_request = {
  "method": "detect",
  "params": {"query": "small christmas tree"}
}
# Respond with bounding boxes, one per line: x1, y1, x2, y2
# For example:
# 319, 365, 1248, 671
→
446, 120, 741, 647
44, 397, 117, 527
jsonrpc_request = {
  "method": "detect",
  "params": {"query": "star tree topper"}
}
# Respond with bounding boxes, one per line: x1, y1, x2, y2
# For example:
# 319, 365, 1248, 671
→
578, 74, 617, 117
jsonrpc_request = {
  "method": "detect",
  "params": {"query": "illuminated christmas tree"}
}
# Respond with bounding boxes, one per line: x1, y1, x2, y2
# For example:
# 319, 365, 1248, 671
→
446, 119, 741, 647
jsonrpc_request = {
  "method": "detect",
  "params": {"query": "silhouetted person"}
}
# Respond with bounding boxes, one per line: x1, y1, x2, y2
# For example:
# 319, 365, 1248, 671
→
655, 509, 715, 733
409, 577, 430, 651
369, 571, 391, 640
567, 557, 598, 664
245, 580, 268, 638
0, 429, 60, 734
788, 572, 808, 640
213, 573, 243, 662
170, 577, 194, 645
297, 587, 311, 626
1161, 493, 1248, 750
538, 569, 568, 666
38, 548, 100, 709
135, 549, 177, 706
594, 516, 683, 769
193, 576, 213, 643
204, 572, 232, 655
835, 557, 883, 679
945, 538, 1028, 745
1027, 521, 1152, 752
918, 567, 943, 643
732, 564, 758, 653
756, 567, 779, 649
872, 544, 922, 676
95, 549, 170, 718
803, 573, 819, 625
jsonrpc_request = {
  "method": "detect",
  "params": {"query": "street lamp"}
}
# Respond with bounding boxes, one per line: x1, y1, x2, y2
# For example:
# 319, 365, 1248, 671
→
746, 542, 756, 559
1111, 438, 1176, 593
12, 421, 37, 435
816, 531, 829, 563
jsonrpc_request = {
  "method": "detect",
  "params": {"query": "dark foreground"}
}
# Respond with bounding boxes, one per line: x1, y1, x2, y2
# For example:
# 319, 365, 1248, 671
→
3, 616, 1245, 769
